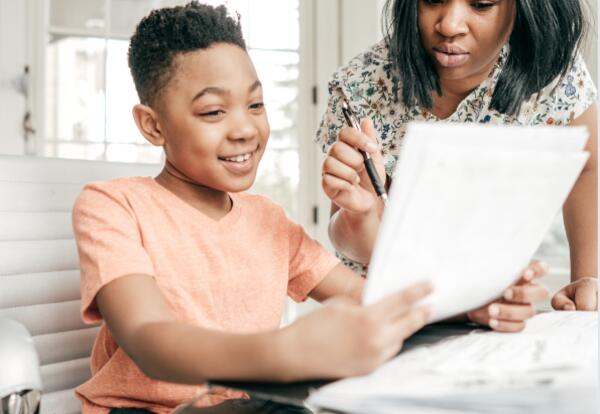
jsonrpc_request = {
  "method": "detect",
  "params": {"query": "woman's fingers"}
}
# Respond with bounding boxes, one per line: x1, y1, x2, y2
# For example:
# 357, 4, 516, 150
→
327, 139, 367, 172
322, 155, 361, 186
488, 302, 535, 322
338, 125, 379, 156
468, 303, 532, 333
517, 260, 548, 284
488, 319, 526, 333
503, 283, 548, 304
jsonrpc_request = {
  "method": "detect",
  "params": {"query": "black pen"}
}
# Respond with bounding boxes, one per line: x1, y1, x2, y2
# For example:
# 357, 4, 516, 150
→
340, 98, 388, 204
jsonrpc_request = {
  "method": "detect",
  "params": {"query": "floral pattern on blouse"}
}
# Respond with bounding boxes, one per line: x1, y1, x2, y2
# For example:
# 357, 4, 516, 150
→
316, 40, 597, 275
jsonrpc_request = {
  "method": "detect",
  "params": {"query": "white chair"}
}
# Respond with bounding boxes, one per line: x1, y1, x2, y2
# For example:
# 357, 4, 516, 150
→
0, 155, 160, 414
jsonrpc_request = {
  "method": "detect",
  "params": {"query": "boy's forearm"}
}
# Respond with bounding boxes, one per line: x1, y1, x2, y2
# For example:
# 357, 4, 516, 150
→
329, 206, 382, 264
129, 321, 299, 383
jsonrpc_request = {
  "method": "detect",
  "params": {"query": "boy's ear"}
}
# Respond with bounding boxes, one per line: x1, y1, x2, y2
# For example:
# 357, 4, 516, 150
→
132, 104, 164, 147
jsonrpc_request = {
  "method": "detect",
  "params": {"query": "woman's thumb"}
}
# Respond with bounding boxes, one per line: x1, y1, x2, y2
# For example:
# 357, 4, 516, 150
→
360, 118, 378, 144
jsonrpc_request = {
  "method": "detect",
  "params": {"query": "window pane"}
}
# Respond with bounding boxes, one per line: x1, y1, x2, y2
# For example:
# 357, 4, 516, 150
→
106, 39, 145, 144
534, 215, 570, 276
45, 142, 106, 160
49, 0, 106, 33
253, 149, 300, 219
45, 36, 106, 145
247, 0, 299, 50
109, 0, 155, 37
249, 49, 299, 150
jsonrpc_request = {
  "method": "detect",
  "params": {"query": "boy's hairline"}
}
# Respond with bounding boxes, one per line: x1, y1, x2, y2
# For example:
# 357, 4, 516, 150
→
138, 42, 249, 110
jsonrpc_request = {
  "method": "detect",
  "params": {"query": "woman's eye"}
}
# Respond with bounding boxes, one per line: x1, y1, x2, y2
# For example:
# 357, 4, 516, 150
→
472, 1, 494, 10
423, 0, 443, 4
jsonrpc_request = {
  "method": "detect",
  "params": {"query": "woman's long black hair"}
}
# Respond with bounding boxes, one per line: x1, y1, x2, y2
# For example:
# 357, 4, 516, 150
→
383, 0, 588, 116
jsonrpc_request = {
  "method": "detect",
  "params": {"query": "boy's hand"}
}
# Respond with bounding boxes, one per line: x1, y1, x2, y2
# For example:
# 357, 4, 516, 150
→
322, 118, 386, 214
466, 261, 548, 332
551, 277, 598, 311
283, 281, 433, 380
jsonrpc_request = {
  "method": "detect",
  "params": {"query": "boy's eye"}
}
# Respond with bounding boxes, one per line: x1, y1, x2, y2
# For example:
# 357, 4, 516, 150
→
199, 109, 225, 117
249, 102, 265, 111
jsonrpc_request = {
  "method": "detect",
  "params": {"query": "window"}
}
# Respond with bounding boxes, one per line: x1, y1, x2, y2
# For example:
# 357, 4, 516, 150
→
39, 0, 306, 220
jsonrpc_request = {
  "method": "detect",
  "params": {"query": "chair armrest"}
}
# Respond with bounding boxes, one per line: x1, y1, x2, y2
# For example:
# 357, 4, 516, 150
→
0, 319, 42, 398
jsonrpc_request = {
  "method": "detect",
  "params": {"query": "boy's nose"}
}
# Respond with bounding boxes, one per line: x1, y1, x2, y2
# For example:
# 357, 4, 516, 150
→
228, 113, 259, 141
435, 3, 469, 39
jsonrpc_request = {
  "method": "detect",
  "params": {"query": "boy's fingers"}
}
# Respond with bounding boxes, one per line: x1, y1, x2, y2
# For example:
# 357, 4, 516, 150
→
551, 290, 576, 311
369, 281, 433, 319
487, 303, 535, 322
393, 305, 432, 338
574, 285, 597, 311
503, 283, 548, 303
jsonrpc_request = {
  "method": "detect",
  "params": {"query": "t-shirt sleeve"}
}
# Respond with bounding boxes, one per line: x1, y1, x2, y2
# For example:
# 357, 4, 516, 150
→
72, 183, 155, 324
285, 218, 340, 302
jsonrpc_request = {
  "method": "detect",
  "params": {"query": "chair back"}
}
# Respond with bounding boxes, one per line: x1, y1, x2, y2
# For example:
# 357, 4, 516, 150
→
0, 155, 160, 414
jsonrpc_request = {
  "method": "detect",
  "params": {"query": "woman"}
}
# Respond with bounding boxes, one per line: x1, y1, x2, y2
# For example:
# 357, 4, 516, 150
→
318, 0, 597, 316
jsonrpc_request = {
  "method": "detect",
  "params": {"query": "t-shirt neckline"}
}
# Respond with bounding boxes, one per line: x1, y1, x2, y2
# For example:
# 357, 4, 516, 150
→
145, 177, 242, 227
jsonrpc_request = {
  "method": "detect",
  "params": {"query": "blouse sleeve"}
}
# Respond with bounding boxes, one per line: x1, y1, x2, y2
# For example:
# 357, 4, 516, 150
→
525, 52, 597, 125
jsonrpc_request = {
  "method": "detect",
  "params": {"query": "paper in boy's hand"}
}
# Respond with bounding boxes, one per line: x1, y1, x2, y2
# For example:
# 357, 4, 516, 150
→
363, 122, 589, 322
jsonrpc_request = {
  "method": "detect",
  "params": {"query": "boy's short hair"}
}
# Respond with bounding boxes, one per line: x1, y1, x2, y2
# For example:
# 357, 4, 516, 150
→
128, 1, 246, 107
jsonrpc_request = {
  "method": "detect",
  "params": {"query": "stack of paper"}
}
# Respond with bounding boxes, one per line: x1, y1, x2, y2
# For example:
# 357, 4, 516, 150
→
363, 122, 589, 321
307, 312, 598, 414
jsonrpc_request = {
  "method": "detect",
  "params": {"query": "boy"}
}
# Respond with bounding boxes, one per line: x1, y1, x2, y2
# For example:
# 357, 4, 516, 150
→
72, 3, 432, 413
72, 3, 544, 413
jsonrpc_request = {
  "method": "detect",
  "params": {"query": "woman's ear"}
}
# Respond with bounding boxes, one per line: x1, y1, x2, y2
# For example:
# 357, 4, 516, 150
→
132, 104, 165, 147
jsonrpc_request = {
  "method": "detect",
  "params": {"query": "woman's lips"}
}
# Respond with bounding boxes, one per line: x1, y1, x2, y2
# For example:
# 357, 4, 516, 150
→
432, 49, 470, 68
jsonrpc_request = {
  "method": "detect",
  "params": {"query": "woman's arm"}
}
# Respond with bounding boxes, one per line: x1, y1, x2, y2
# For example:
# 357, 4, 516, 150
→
322, 118, 387, 263
553, 103, 598, 310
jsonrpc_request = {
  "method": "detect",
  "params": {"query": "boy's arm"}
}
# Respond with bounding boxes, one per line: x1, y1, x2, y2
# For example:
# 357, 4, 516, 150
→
308, 262, 366, 303
96, 274, 291, 383
97, 272, 432, 383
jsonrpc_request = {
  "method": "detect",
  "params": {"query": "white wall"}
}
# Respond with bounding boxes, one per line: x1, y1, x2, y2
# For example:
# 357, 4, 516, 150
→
0, 0, 27, 155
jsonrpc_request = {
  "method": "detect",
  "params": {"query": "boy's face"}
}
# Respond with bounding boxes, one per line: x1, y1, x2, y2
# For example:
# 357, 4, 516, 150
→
155, 43, 269, 193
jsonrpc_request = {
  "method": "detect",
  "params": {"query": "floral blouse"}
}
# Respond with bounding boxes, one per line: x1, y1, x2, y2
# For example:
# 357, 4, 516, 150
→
315, 40, 597, 275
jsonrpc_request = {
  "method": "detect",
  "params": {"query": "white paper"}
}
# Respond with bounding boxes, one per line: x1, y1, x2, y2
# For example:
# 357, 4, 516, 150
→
363, 123, 589, 323
307, 312, 598, 414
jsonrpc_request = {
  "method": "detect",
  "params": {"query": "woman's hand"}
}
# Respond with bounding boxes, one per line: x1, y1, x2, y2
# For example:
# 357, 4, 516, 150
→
466, 261, 548, 332
281, 281, 433, 380
322, 118, 386, 215
551, 277, 598, 311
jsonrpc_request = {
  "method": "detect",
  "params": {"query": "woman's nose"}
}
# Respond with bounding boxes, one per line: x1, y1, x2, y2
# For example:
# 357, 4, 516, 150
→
434, 3, 469, 38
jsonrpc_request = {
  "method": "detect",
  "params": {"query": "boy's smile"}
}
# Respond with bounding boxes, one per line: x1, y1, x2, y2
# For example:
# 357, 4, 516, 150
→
145, 43, 270, 203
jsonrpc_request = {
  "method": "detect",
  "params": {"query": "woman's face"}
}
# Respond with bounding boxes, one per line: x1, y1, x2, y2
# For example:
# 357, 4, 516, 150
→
418, 0, 516, 83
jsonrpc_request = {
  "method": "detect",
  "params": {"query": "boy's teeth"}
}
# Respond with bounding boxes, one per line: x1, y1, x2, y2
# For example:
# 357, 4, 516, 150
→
224, 152, 251, 162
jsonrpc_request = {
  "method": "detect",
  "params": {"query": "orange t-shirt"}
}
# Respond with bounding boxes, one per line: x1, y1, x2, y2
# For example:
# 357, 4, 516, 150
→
72, 177, 339, 414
